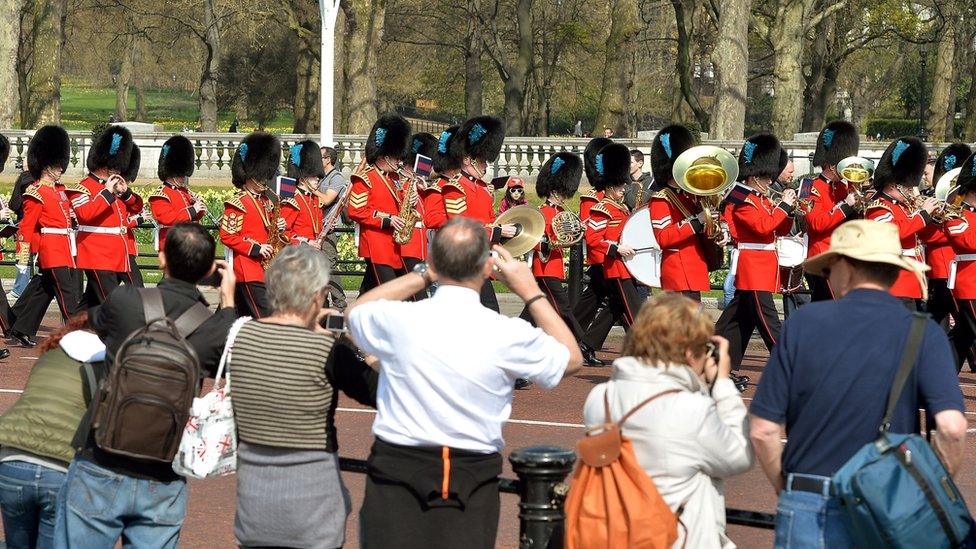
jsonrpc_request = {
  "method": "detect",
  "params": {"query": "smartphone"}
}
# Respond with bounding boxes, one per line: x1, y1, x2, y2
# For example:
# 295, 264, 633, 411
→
322, 313, 347, 332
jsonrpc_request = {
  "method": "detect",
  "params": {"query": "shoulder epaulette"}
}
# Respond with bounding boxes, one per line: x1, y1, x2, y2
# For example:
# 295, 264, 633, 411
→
62, 182, 88, 195
281, 197, 299, 209
350, 168, 372, 189
149, 185, 170, 201
440, 175, 463, 193
581, 189, 599, 201
23, 184, 43, 203
865, 199, 889, 213
590, 202, 612, 218
224, 193, 247, 212
649, 189, 669, 200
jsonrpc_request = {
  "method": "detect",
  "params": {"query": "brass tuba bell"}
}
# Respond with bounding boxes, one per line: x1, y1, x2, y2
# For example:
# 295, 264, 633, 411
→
932, 167, 965, 223
671, 145, 739, 237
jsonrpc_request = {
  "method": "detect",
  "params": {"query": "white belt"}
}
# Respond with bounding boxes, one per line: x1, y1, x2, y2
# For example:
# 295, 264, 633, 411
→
901, 249, 917, 257
41, 228, 76, 256
948, 254, 976, 290
737, 242, 776, 251
78, 225, 126, 235
40, 228, 70, 235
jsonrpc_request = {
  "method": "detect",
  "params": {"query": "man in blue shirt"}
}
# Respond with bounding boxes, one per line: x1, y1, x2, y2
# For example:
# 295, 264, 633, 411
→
750, 219, 966, 548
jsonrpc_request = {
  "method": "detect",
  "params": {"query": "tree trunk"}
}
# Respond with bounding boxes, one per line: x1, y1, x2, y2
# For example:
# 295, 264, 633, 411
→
769, 0, 810, 139
198, 0, 220, 132
498, 0, 532, 133
342, 0, 386, 133
291, 0, 321, 134
710, 0, 748, 140
800, 14, 836, 132
670, 0, 709, 131
18, 0, 65, 126
0, 0, 22, 127
133, 40, 146, 122
115, 38, 133, 122
334, 0, 352, 132
964, 46, 976, 141
927, 13, 955, 141
463, 0, 483, 118
594, 0, 639, 137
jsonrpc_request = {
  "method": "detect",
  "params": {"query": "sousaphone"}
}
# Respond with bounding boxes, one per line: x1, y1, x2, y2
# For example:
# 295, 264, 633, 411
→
494, 205, 546, 257
671, 145, 739, 237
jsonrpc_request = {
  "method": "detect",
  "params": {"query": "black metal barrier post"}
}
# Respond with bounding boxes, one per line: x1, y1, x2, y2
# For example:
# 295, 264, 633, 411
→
508, 446, 576, 548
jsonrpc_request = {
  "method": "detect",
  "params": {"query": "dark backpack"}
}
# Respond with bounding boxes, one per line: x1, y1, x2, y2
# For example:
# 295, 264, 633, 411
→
92, 288, 210, 463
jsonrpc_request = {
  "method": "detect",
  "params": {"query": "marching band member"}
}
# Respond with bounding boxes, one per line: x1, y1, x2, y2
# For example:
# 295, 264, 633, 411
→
943, 152, 976, 371
219, 132, 283, 318
647, 124, 710, 301
864, 136, 939, 310
282, 140, 326, 248
922, 143, 971, 327
398, 132, 438, 300
422, 126, 460, 234
803, 120, 860, 301
148, 135, 207, 252
443, 115, 516, 311
119, 145, 145, 287
346, 114, 412, 294
578, 137, 612, 222
714, 133, 796, 379
9, 126, 82, 349
518, 152, 601, 365
64, 125, 141, 307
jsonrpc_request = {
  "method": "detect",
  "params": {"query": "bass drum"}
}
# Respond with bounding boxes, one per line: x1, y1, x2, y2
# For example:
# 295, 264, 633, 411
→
776, 235, 808, 267
620, 206, 662, 288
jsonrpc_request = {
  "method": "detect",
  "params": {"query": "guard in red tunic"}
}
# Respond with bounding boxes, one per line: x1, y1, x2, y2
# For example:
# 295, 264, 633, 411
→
64, 125, 142, 307
443, 116, 515, 311
9, 125, 82, 349
944, 152, 976, 371
397, 132, 439, 300
219, 132, 283, 318
149, 135, 207, 253
119, 145, 145, 287
923, 143, 971, 327
803, 120, 860, 301
347, 114, 412, 294
647, 124, 711, 300
864, 136, 939, 309
422, 126, 460, 235
282, 140, 326, 248
578, 137, 612, 222
715, 133, 796, 374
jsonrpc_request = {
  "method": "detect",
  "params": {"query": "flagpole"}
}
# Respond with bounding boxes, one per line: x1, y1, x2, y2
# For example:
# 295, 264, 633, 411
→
319, 0, 341, 147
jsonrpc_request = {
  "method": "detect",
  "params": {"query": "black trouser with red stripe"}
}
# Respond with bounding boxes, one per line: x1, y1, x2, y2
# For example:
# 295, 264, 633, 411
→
359, 260, 406, 295
11, 267, 83, 337
581, 276, 642, 351
127, 255, 145, 288
573, 265, 609, 329
805, 274, 834, 302
927, 278, 955, 329
519, 276, 586, 341
715, 289, 781, 370
83, 269, 135, 308
949, 298, 976, 372
235, 281, 270, 318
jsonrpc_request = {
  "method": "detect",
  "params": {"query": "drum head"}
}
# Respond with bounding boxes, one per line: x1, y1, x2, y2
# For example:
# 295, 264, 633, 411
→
620, 206, 662, 288
776, 235, 808, 267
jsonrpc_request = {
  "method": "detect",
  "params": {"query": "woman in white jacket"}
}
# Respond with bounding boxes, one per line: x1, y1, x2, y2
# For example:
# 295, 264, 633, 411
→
583, 293, 753, 549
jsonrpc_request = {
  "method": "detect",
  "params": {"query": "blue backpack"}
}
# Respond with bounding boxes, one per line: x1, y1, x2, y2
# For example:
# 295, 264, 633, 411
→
832, 313, 972, 548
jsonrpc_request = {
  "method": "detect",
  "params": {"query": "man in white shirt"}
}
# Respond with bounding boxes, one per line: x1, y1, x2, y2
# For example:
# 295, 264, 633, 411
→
348, 216, 582, 549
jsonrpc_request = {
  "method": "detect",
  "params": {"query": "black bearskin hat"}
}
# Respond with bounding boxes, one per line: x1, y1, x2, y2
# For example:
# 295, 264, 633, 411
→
651, 124, 696, 184
0, 133, 8, 174
122, 145, 141, 182
812, 120, 859, 168
433, 126, 462, 173
402, 132, 438, 168
934, 143, 973, 183
286, 140, 325, 180
583, 137, 613, 185
87, 125, 134, 173
592, 143, 632, 191
779, 148, 790, 177
953, 153, 976, 194
537, 153, 582, 199
157, 135, 196, 181
874, 136, 927, 190
737, 133, 784, 181
27, 125, 70, 180
450, 116, 505, 163
365, 114, 411, 165
231, 132, 282, 189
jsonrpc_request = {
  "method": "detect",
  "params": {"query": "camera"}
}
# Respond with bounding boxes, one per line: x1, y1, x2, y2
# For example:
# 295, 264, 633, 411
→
321, 313, 346, 332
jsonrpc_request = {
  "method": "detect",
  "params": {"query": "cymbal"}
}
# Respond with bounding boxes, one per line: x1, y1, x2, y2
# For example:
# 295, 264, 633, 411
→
495, 205, 545, 257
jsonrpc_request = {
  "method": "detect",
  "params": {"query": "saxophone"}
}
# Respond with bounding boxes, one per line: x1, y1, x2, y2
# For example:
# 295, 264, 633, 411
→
261, 189, 289, 270
393, 169, 421, 245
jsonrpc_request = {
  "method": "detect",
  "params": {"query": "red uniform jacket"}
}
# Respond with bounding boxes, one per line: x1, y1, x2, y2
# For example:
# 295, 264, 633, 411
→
729, 191, 793, 292
943, 206, 976, 299
805, 175, 855, 257
282, 190, 323, 245
19, 182, 76, 269
865, 194, 930, 299
421, 177, 448, 231
649, 188, 709, 291
920, 224, 954, 280
579, 189, 603, 221
64, 176, 136, 272
346, 166, 402, 268
149, 184, 205, 251
220, 191, 274, 283
586, 199, 631, 279
442, 173, 502, 242
531, 202, 567, 279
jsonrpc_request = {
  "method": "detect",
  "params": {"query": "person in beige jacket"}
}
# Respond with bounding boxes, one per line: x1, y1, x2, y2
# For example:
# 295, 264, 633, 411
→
583, 293, 753, 549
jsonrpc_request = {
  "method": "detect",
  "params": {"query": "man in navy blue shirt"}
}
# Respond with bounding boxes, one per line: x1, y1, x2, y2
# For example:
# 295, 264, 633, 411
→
750, 219, 966, 548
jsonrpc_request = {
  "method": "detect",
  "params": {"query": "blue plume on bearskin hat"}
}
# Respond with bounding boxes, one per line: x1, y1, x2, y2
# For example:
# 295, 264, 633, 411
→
537, 152, 582, 199
365, 114, 411, 165
592, 143, 632, 191
450, 116, 505, 163
953, 153, 976, 194
286, 140, 325, 180
402, 132, 438, 168
87, 125, 134, 173
157, 135, 196, 181
812, 120, 859, 167
433, 126, 462, 174
231, 132, 281, 189
737, 133, 783, 181
651, 124, 696, 184
583, 137, 613, 186
27, 125, 70, 180
122, 145, 141, 182
933, 143, 972, 183
873, 136, 927, 190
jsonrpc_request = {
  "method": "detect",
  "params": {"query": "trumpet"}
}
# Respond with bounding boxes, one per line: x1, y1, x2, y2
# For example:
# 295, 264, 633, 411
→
766, 186, 812, 211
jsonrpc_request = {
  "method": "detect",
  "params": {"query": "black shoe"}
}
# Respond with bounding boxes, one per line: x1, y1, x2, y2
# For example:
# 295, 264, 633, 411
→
0, 348, 9, 359
731, 373, 750, 392
580, 343, 607, 367
515, 378, 533, 390
10, 330, 36, 348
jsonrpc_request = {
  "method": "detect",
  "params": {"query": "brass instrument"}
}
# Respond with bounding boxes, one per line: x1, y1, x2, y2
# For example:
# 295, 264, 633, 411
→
766, 187, 812, 211
931, 167, 965, 223
393, 167, 422, 245
493, 205, 546, 257
549, 210, 584, 248
261, 188, 289, 270
837, 156, 875, 212
671, 145, 739, 237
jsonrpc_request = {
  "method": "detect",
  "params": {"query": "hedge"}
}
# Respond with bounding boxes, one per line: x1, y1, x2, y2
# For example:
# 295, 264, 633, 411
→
865, 119, 966, 140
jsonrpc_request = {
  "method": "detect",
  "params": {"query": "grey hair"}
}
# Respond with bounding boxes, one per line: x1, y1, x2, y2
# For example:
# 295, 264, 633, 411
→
266, 244, 331, 315
430, 217, 490, 282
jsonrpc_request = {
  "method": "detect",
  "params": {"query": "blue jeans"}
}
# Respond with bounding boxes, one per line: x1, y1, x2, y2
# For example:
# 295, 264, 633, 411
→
722, 270, 736, 308
11, 259, 33, 298
774, 485, 854, 548
0, 460, 67, 549
53, 456, 187, 549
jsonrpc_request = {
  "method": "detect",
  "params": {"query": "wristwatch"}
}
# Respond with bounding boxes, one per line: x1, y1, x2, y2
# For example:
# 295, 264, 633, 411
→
412, 262, 432, 286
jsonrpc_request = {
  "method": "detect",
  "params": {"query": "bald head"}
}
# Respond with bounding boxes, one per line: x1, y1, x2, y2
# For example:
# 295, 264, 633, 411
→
430, 217, 490, 282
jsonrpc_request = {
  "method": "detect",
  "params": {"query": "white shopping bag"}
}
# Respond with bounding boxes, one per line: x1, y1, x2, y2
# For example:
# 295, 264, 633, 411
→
172, 317, 250, 479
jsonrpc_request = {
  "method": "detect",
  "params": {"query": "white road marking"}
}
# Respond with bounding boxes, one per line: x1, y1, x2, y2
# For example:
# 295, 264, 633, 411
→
0, 389, 24, 394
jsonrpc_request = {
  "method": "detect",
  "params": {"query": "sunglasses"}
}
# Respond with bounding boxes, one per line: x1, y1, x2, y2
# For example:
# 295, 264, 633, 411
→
510, 188, 524, 193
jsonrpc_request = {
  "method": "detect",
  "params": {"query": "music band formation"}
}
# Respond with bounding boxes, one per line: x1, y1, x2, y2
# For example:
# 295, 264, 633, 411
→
4, 117, 976, 389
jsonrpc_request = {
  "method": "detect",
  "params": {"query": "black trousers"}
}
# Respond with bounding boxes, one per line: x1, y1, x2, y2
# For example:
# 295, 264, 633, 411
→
949, 298, 976, 372
235, 282, 270, 318
359, 260, 405, 295
402, 257, 429, 301
679, 290, 701, 302
479, 279, 499, 312
573, 265, 609, 329
519, 276, 586, 341
11, 267, 83, 337
127, 255, 145, 288
581, 276, 642, 350
805, 274, 834, 302
83, 269, 130, 308
715, 290, 781, 370
927, 278, 955, 329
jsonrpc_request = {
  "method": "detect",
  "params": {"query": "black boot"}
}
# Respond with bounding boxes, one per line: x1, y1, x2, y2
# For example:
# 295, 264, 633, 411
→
515, 378, 533, 390
10, 330, 36, 348
580, 343, 607, 367
731, 373, 750, 392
